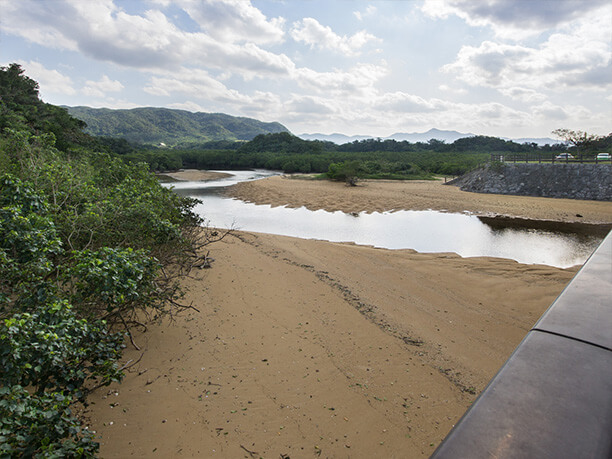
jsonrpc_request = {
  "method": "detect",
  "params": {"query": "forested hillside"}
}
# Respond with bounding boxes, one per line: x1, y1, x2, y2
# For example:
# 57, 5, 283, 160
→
0, 64, 217, 456
66, 106, 289, 146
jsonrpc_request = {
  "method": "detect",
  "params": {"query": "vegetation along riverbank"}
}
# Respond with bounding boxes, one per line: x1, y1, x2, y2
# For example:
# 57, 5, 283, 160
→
0, 65, 219, 456
2, 64, 611, 457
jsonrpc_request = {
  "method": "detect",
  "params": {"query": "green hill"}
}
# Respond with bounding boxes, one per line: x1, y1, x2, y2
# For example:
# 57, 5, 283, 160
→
64, 106, 289, 147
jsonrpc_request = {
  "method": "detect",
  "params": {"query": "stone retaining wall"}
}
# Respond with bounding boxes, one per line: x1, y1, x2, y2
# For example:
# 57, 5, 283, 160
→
449, 163, 612, 201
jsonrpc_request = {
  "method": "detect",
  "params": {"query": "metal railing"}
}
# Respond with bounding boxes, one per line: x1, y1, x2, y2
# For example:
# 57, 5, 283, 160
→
491, 153, 612, 164
431, 230, 612, 459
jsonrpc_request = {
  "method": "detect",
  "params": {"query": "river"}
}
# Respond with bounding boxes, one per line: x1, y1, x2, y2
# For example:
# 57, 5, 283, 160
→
165, 170, 601, 268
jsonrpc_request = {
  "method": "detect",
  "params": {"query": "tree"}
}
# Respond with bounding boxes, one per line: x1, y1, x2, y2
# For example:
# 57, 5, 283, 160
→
552, 129, 602, 155
0, 63, 91, 151
327, 160, 361, 186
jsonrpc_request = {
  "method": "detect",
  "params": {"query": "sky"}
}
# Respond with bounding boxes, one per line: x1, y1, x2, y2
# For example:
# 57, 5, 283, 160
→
1, 0, 611, 139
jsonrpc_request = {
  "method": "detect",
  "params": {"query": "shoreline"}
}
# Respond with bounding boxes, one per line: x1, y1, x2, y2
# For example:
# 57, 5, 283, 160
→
85, 172, 609, 457
225, 175, 612, 225
86, 230, 580, 458
157, 169, 233, 181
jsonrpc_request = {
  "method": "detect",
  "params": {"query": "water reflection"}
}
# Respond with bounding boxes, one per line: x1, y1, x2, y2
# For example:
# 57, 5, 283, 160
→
166, 171, 601, 268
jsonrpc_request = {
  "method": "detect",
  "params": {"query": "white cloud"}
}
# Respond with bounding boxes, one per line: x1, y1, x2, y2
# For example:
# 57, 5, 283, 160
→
438, 84, 467, 95
144, 68, 238, 100
531, 101, 570, 121
374, 92, 447, 113
83, 75, 124, 98
443, 15, 612, 95
285, 95, 336, 116
443, 41, 532, 87
421, 0, 610, 39
3, 0, 609, 138
499, 87, 546, 103
305, 97, 533, 136
17, 61, 76, 96
292, 62, 387, 98
176, 0, 285, 44
0, 1, 80, 50
291, 18, 378, 56
143, 67, 283, 117
0, 0, 293, 78
167, 101, 207, 112
531, 101, 592, 123
354, 5, 377, 21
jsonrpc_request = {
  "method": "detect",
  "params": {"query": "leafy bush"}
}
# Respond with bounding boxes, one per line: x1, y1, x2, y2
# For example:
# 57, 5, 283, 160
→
0, 64, 224, 457
0, 301, 123, 397
0, 385, 99, 458
0, 299, 123, 457
327, 159, 433, 183
0, 174, 61, 311
327, 160, 361, 185
63, 247, 160, 321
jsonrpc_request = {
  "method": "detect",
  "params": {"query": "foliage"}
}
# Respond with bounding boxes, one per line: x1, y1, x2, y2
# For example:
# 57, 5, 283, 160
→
0, 245, 123, 457
0, 176, 125, 457
0, 174, 61, 311
323, 135, 545, 154
66, 106, 288, 146
63, 248, 160, 322
0, 64, 220, 456
0, 61, 218, 322
552, 129, 607, 154
94, 136, 139, 155
237, 132, 323, 155
130, 144, 489, 177
590, 133, 612, 154
552, 129, 600, 147
0, 63, 41, 134
0, 385, 99, 458
327, 160, 362, 185
327, 159, 433, 184
127, 129, 533, 177
0, 64, 89, 151
0, 301, 123, 397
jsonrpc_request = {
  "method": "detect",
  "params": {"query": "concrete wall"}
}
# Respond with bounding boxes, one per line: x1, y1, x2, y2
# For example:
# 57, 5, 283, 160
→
449, 163, 612, 201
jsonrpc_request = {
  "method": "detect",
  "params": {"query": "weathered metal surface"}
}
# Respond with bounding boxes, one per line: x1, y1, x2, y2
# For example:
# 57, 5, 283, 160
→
431, 231, 612, 459
534, 232, 612, 351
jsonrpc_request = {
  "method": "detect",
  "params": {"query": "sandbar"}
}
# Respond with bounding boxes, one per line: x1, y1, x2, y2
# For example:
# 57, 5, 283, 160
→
226, 175, 612, 224
159, 169, 233, 181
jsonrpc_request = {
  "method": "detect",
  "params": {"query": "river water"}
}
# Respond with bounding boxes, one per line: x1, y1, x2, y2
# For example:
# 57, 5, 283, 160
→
165, 170, 601, 268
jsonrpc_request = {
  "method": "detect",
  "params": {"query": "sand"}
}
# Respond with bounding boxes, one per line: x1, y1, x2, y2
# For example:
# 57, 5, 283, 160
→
84, 173, 611, 458
159, 170, 233, 181
226, 175, 612, 224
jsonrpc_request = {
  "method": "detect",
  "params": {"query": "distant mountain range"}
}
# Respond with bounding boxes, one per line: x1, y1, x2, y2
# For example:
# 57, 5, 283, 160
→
65, 106, 289, 146
65, 106, 561, 147
299, 128, 560, 146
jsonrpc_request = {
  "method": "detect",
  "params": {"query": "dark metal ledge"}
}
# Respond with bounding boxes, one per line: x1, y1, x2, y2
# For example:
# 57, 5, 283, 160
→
431, 231, 612, 459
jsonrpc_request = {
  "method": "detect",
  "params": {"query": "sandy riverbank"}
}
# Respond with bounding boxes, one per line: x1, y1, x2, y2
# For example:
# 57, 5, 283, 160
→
226, 175, 612, 224
85, 174, 610, 458
159, 169, 233, 181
